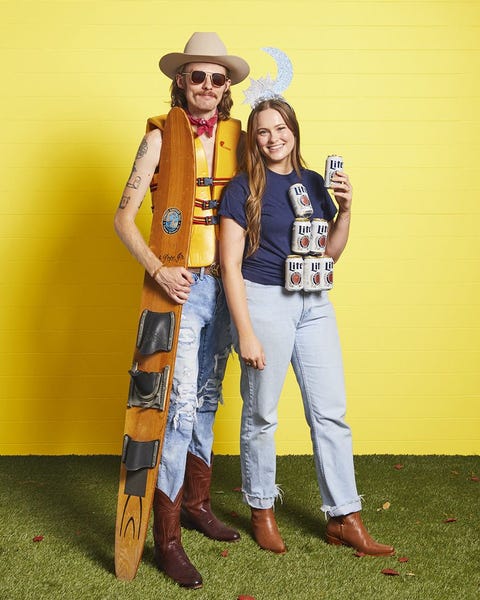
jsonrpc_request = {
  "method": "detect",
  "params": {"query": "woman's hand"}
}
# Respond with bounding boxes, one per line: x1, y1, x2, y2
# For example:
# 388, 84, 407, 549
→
324, 171, 353, 262
239, 333, 266, 371
330, 170, 353, 213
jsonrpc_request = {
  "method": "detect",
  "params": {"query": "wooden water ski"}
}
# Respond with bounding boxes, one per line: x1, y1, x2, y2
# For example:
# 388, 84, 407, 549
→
115, 107, 195, 581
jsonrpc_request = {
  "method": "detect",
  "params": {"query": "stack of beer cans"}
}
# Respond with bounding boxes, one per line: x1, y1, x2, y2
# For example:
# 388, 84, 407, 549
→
285, 182, 334, 292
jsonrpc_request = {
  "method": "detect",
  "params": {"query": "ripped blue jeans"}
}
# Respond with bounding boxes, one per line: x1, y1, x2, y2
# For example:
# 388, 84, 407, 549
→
156, 272, 231, 501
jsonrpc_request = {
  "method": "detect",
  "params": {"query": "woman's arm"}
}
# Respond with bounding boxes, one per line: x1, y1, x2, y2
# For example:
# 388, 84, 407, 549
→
220, 217, 266, 370
325, 171, 353, 263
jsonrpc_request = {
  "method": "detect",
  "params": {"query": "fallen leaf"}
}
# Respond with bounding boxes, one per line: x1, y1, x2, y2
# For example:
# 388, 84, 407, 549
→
382, 501, 391, 510
33, 535, 44, 542
443, 518, 457, 523
451, 470, 459, 475
238, 596, 256, 600
470, 475, 479, 482
233, 486, 242, 492
230, 511, 239, 518
398, 556, 409, 563
221, 549, 229, 557
393, 464, 404, 470
381, 568, 400, 576
354, 551, 366, 558
406, 572, 416, 577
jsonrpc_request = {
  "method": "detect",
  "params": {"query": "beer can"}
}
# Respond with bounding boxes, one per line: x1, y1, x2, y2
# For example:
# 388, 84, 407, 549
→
319, 256, 334, 290
324, 155, 344, 188
288, 183, 313, 217
285, 255, 304, 291
291, 218, 311, 255
309, 218, 329, 255
303, 256, 322, 292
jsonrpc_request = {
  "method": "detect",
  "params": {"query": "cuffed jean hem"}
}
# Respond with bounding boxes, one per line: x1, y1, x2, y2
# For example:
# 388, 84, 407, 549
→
242, 493, 275, 509
322, 497, 363, 518
242, 484, 284, 509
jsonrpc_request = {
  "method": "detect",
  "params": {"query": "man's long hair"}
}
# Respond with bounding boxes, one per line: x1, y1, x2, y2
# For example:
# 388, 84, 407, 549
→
244, 98, 306, 256
169, 65, 233, 120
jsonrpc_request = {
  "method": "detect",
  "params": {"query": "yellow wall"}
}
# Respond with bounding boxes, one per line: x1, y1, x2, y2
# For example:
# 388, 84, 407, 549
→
1, 1, 479, 455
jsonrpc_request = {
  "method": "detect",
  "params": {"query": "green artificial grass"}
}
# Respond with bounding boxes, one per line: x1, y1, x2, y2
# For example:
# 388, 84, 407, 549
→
0, 455, 478, 600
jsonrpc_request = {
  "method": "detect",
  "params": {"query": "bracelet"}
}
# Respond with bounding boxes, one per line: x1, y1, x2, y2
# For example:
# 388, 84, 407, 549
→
151, 265, 164, 279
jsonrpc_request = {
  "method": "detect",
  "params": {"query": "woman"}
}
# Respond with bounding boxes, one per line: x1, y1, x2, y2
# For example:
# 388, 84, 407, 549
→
219, 98, 394, 556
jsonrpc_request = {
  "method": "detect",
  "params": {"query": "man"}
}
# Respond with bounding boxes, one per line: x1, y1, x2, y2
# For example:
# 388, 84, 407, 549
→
114, 33, 249, 589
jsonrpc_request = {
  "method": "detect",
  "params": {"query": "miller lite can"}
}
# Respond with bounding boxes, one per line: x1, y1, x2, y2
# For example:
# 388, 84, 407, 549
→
324, 155, 344, 188
291, 219, 311, 255
318, 256, 334, 290
310, 218, 329, 255
288, 183, 313, 217
285, 255, 304, 291
303, 256, 323, 292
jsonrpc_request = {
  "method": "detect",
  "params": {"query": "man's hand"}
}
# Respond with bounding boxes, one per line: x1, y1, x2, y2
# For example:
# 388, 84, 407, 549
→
153, 266, 194, 304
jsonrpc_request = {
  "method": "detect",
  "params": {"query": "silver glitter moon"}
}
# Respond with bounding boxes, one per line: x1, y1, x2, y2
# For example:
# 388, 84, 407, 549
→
243, 47, 293, 107
262, 47, 293, 94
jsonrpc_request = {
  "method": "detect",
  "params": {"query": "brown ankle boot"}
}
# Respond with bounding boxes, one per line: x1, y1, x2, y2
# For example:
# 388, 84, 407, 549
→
250, 507, 286, 554
326, 511, 395, 556
152, 487, 203, 589
181, 452, 240, 542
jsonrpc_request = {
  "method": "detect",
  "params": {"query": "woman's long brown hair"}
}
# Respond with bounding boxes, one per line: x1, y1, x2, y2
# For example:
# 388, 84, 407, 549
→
244, 99, 306, 256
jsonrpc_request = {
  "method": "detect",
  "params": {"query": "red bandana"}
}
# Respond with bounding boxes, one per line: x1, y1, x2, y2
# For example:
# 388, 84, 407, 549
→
186, 112, 218, 137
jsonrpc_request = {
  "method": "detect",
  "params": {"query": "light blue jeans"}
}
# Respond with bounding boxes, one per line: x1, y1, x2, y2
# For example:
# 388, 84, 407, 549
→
157, 272, 231, 501
237, 280, 362, 517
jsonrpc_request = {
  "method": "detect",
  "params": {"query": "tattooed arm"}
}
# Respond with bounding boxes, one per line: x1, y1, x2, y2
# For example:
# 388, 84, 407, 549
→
114, 129, 193, 304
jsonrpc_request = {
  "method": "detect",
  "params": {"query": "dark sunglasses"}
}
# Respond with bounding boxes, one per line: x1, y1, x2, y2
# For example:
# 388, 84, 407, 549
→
182, 70, 228, 87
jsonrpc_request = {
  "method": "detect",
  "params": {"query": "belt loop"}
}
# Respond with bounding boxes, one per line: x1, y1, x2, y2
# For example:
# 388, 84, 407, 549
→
199, 267, 205, 280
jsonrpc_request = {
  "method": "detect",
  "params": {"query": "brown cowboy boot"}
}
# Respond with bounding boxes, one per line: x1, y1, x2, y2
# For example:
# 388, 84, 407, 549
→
181, 452, 240, 542
152, 487, 203, 589
250, 507, 287, 554
326, 511, 395, 556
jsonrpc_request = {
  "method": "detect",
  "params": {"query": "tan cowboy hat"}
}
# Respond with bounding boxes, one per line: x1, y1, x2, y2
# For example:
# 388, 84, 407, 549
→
159, 32, 250, 85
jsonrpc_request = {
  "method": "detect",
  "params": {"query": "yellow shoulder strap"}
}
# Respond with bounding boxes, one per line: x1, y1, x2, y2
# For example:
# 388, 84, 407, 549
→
213, 119, 241, 194
146, 115, 168, 133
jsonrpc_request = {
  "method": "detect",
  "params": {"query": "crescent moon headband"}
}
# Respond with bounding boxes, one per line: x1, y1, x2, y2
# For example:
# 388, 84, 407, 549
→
243, 47, 293, 108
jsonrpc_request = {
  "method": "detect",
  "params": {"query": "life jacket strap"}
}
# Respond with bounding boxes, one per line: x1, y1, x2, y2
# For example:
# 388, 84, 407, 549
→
196, 176, 231, 186
194, 199, 220, 210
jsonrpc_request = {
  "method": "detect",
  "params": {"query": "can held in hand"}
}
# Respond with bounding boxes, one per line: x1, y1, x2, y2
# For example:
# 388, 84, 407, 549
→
288, 183, 313, 217
291, 219, 311, 255
309, 218, 329, 255
324, 155, 344, 188
304, 256, 334, 291
285, 255, 304, 291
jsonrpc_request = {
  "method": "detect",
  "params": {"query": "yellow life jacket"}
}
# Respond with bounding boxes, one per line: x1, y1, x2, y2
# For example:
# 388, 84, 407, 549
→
146, 113, 241, 267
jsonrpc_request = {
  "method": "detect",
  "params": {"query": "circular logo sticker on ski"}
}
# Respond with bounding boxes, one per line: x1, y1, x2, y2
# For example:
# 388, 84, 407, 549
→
162, 207, 182, 234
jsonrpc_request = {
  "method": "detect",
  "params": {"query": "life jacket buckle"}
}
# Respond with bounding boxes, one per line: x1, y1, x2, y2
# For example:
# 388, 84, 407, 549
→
196, 177, 213, 186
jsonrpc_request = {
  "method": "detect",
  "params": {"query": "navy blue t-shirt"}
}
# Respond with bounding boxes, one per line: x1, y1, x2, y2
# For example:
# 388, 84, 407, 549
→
219, 168, 337, 286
